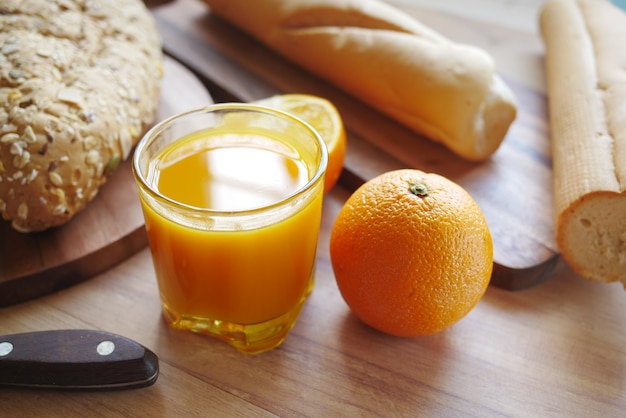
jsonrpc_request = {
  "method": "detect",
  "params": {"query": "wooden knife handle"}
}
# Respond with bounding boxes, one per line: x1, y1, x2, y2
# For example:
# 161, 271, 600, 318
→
0, 329, 159, 390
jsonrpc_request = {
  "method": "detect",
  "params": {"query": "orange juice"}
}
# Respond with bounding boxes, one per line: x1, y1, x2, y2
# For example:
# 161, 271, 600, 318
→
133, 105, 327, 353
156, 135, 309, 211
144, 132, 321, 324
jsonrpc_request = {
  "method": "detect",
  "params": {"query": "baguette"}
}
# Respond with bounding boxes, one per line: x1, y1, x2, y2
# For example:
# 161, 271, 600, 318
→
203, 0, 517, 161
0, 0, 163, 232
540, 0, 626, 286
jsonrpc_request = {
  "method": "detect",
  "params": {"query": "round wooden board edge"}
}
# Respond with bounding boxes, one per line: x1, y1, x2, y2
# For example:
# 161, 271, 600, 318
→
0, 56, 213, 307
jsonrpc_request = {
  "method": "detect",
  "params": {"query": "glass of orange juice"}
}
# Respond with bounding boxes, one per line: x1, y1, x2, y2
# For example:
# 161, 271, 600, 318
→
132, 104, 328, 354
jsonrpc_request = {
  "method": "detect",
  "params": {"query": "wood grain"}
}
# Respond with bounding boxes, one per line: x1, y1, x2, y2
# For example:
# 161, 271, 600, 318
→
0, 2, 625, 417
151, 0, 560, 290
0, 184, 624, 416
0, 57, 213, 307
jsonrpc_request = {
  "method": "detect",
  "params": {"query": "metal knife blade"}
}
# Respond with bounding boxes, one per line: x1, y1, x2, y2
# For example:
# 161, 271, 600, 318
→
0, 329, 159, 390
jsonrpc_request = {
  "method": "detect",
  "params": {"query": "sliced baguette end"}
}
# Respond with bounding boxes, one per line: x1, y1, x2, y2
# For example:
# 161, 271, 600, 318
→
557, 192, 626, 285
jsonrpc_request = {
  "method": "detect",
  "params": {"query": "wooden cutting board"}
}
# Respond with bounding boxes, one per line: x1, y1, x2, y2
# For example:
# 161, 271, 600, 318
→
151, 0, 560, 290
0, 56, 213, 307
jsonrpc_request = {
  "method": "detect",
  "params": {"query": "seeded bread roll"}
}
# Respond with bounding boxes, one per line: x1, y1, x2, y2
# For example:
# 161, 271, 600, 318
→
203, 0, 517, 161
540, 0, 626, 286
0, 0, 163, 232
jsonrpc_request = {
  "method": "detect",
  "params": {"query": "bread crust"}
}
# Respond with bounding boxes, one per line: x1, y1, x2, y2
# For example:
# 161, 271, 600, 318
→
203, 0, 517, 161
540, 0, 626, 285
0, 0, 163, 232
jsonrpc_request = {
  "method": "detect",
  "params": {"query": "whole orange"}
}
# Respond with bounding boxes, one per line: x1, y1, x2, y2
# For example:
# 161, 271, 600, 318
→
329, 169, 493, 337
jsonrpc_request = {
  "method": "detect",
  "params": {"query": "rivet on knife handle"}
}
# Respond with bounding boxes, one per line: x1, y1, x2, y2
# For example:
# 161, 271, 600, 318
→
0, 329, 159, 390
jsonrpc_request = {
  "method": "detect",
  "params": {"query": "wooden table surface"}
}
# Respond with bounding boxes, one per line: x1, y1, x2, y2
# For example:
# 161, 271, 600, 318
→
2, 1, 625, 416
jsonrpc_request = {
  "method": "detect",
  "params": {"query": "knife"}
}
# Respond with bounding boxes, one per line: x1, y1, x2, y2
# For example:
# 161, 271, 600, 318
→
0, 329, 159, 390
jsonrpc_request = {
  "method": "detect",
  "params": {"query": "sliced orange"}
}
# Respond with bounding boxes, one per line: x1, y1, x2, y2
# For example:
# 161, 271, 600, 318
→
254, 94, 347, 193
